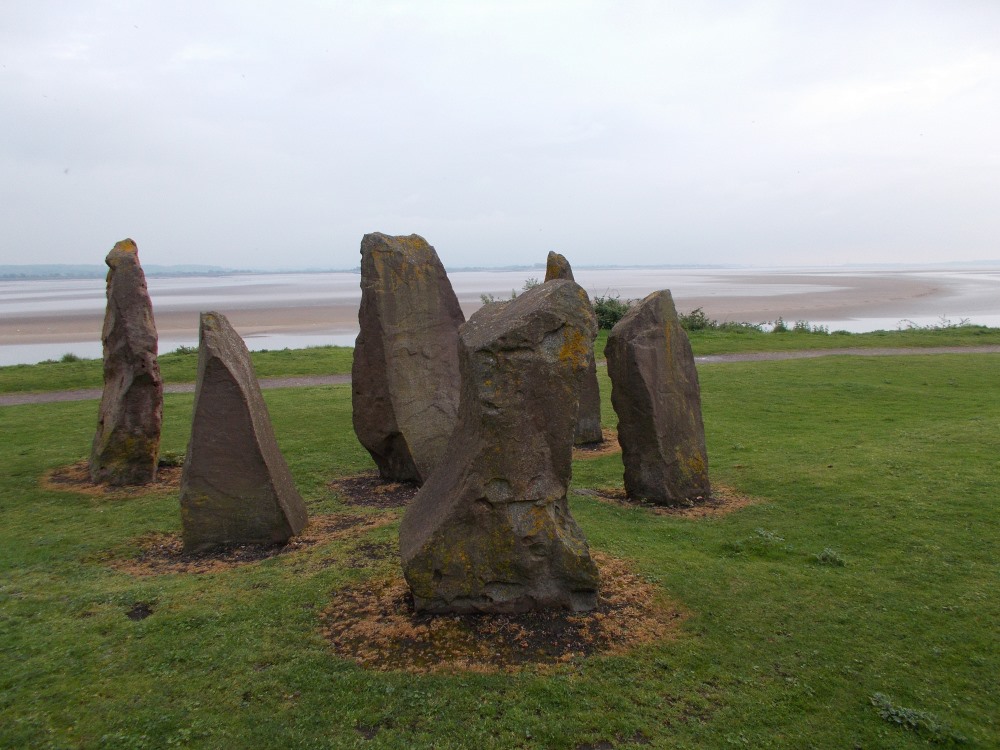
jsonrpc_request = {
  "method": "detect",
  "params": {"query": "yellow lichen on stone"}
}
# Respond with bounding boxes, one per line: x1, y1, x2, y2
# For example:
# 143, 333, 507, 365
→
559, 328, 589, 368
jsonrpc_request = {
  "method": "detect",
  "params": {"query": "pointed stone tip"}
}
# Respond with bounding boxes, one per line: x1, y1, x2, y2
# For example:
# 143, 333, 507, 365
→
106, 238, 140, 268
544, 251, 574, 282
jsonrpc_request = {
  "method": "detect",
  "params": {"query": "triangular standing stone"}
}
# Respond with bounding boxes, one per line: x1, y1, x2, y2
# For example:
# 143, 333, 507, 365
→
180, 312, 308, 553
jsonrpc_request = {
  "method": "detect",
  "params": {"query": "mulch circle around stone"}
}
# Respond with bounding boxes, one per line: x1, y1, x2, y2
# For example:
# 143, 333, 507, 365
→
577, 484, 756, 519
106, 512, 399, 576
329, 471, 421, 508
571, 428, 621, 460
318, 551, 685, 674
42, 460, 182, 497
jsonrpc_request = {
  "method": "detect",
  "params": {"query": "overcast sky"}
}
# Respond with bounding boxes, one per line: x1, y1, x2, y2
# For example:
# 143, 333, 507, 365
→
2, 1, 998, 270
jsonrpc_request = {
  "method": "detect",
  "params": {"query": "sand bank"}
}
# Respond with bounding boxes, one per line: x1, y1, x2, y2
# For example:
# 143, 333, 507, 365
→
1, 268, 996, 355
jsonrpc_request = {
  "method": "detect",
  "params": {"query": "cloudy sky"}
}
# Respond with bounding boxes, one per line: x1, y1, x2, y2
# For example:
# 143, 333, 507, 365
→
2, 1, 998, 270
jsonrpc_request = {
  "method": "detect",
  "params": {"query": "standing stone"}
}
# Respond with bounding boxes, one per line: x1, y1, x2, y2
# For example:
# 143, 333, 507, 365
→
400, 280, 600, 614
352, 232, 465, 483
90, 239, 163, 485
544, 251, 603, 445
179, 312, 308, 554
605, 290, 710, 505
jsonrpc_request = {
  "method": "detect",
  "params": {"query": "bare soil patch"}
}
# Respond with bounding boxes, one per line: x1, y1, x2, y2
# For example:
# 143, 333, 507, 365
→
578, 484, 756, 518
572, 428, 621, 460
43, 460, 182, 497
106, 512, 398, 576
329, 471, 420, 508
319, 551, 685, 674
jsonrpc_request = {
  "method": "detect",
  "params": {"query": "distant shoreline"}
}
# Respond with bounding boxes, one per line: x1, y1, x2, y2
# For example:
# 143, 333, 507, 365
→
2, 266, 999, 365
3, 259, 999, 281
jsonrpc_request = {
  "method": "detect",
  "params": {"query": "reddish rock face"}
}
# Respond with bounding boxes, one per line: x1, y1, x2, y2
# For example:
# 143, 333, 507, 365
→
400, 280, 600, 614
90, 239, 163, 486
179, 312, 308, 554
544, 251, 603, 445
605, 290, 711, 505
351, 233, 465, 484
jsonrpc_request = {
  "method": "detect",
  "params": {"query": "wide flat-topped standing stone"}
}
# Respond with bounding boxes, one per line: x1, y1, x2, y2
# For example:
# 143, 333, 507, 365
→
605, 290, 710, 505
544, 251, 603, 445
180, 312, 308, 553
90, 238, 163, 485
400, 279, 600, 614
352, 232, 465, 483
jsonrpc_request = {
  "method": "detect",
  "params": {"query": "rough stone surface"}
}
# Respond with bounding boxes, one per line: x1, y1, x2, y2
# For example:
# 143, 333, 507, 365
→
179, 312, 308, 554
544, 251, 603, 445
90, 239, 164, 485
400, 279, 600, 614
605, 290, 711, 505
352, 233, 465, 483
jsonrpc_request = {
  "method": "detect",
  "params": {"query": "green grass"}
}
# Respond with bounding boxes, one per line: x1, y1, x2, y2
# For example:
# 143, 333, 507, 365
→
0, 345, 355, 394
5, 327, 998, 395
1, 344, 998, 748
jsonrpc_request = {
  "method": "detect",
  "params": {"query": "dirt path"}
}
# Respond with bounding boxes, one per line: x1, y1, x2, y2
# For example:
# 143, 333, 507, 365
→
2, 347, 998, 407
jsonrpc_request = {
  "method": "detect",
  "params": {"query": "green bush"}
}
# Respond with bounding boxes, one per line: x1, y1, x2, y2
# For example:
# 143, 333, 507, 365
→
593, 294, 633, 329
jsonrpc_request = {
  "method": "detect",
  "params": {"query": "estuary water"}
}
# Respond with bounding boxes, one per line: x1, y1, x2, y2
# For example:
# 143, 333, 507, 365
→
1, 266, 998, 366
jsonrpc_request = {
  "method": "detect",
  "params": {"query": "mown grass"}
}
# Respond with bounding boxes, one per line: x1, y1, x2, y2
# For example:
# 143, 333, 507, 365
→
4, 326, 999, 394
0, 345, 355, 394
1, 345, 998, 748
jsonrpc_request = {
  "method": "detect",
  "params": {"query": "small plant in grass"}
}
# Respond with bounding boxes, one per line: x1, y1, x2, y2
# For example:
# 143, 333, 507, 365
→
60, 352, 81, 363
723, 528, 791, 557
158, 450, 185, 468
869, 692, 967, 744
772, 317, 789, 333
813, 548, 846, 566
171, 345, 198, 355
813, 547, 847, 568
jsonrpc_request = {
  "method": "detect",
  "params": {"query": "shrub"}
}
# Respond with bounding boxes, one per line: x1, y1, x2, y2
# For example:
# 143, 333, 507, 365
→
171, 345, 198, 355
60, 353, 81, 363
679, 307, 713, 331
593, 294, 633, 329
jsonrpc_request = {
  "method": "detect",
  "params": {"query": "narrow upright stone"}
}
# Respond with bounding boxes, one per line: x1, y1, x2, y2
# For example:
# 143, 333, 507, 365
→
90, 239, 163, 485
605, 290, 710, 505
544, 251, 603, 444
352, 232, 465, 483
400, 280, 600, 614
179, 312, 308, 554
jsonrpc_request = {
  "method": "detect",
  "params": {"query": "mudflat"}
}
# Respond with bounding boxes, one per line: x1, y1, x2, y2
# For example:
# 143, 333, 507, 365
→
1, 267, 996, 347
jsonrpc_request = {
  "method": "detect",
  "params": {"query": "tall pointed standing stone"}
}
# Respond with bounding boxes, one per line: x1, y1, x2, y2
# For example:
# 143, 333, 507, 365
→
352, 232, 465, 483
400, 280, 600, 614
605, 290, 710, 505
179, 312, 308, 554
90, 239, 163, 485
544, 251, 603, 445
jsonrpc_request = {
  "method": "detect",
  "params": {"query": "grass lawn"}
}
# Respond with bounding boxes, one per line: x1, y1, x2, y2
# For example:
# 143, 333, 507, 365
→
4, 325, 1000, 394
0, 342, 997, 748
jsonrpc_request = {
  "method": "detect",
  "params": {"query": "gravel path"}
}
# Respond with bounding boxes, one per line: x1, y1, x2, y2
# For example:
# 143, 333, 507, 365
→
2, 347, 998, 407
